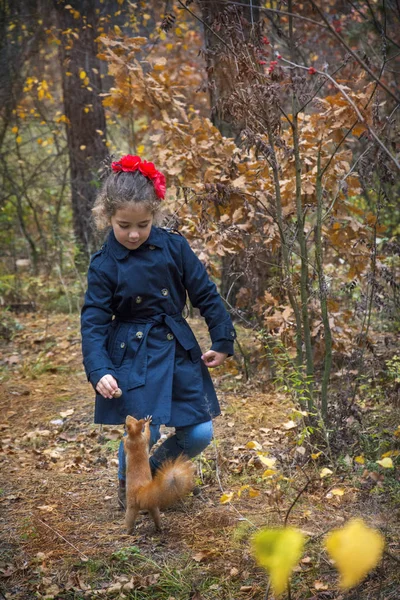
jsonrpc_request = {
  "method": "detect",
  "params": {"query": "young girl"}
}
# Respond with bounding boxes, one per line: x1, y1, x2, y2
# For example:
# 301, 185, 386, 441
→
81, 155, 236, 509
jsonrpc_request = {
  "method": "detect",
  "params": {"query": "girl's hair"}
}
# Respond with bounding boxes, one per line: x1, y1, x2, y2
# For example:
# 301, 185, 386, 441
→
92, 170, 163, 229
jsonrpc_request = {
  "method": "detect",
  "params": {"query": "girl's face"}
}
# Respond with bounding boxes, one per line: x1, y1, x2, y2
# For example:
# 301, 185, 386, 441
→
111, 203, 154, 250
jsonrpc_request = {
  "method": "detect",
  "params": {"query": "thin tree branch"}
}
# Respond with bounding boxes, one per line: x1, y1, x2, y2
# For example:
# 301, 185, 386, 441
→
308, 0, 400, 104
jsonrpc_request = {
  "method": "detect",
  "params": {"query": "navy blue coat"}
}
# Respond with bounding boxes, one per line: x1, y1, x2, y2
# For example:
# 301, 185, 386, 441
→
81, 226, 236, 426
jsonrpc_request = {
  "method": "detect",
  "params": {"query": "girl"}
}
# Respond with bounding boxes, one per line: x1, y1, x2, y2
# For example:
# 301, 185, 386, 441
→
81, 155, 236, 509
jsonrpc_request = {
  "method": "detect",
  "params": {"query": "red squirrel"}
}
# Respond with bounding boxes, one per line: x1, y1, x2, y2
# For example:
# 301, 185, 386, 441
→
124, 415, 195, 532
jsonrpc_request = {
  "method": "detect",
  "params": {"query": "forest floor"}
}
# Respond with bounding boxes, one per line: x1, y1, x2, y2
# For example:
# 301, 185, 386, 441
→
0, 311, 399, 600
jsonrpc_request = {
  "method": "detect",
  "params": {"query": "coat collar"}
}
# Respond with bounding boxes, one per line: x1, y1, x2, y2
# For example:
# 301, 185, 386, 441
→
108, 226, 164, 260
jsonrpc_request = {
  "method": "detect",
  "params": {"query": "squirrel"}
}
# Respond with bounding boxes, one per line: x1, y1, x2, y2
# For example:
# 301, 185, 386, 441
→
124, 415, 195, 533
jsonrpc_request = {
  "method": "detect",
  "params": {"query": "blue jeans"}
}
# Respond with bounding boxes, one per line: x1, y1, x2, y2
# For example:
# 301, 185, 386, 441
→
118, 420, 214, 481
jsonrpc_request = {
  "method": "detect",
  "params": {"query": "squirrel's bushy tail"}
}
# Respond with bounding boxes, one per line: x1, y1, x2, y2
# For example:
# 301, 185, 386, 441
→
136, 456, 195, 510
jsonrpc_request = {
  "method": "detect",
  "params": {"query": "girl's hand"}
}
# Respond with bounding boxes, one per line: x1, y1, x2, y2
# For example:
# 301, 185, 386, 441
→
96, 374, 119, 399
201, 350, 228, 368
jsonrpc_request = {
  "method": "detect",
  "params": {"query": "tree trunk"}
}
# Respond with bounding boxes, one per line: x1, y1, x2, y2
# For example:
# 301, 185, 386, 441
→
199, 0, 260, 140
53, 0, 108, 259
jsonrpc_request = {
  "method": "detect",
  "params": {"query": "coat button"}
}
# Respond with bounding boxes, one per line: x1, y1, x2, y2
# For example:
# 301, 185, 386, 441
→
120, 342, 126, 348
149, 245, 155, 250
135, 296, 142, 304
136, 331, 143, 339
161, 288, 169, 296
167, 333, 174, 340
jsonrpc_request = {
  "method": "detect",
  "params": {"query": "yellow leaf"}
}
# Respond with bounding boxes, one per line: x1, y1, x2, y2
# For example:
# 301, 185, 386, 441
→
262, 469, 276, 478
311, 452, 322, 460
137, 144, 145, 155
331, 488, 345, 496
220, 492, 234, 504
320, 468, 333, 478
325, 519, 384, 590
16, 136, 22, 144
80, 145, 86, 150
12, 126, 18, 134
246, 441, 262, 450
257, 454, 277, 468
376, 457, 393, 469
237, 485, 249, 498
79, 70, 86, 79
249, 488, 260, 498
355, 455, 365, 465
381, 450, 399, 458
252, 527, 305, 595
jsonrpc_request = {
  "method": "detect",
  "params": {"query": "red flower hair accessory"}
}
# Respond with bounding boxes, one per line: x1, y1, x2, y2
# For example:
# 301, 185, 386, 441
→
111, 154, 166, 200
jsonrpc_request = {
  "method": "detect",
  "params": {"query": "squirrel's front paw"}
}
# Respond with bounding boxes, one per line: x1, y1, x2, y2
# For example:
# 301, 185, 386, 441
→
144, 415, 152, 424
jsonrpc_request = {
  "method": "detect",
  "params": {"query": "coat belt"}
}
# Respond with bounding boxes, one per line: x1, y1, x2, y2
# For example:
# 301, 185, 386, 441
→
114, 313, 198, 390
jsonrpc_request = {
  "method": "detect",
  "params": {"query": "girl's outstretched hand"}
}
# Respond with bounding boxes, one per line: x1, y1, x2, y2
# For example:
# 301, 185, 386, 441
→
201, 350, 228, 368
96, 374, 119, 399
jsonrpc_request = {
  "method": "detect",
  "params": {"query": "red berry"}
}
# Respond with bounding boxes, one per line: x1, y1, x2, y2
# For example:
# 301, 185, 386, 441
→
258, 60, 267, 65
262, 36, 270, 45
276, 54, 282, 59
308, 66, 317, 75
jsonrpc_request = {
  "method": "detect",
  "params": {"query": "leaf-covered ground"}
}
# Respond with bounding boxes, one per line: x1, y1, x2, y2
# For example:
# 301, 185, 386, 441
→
0, 312, 399, 599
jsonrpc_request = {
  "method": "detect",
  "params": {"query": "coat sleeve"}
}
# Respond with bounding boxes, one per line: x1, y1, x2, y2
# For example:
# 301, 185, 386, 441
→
180, 236, 236, 356
80, 257, 117, 388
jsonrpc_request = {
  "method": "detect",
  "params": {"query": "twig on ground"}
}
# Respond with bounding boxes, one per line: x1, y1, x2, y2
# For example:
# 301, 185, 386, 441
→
36, 518, 89, 561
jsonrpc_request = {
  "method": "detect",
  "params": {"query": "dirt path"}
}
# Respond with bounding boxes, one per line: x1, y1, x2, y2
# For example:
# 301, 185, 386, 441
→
0, 313, 398, 599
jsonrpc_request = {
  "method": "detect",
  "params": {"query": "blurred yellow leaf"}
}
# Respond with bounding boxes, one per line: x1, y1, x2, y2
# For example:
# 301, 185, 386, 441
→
257, 453, 277, 468
246, 441, 262, 450
12, 126, 18, 134
237, 485, 249, 498
79, 70, 86, 79
16, 136, 22, 144
376, 457, 393, 469
331, 488, 345, 496
252, 527, 305, 595
262, 469, 276, 478
381, 450, 399, 458
325, 519, 384, 589
311, 451, 322, 460
220, 492, 234, 504
320, 468, 333, 478
355, 455, 365, 464
249, 488, 260, 498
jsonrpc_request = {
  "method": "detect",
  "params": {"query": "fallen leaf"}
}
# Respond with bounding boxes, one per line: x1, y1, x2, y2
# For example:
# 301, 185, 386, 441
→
59, 409, 74, 418
220, 492, 234, 504
320, 468, 333, 478
257, 454, 277, 468
376, 457, 393, 469
314, 580, 328, 590
246, 441, 263, 450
